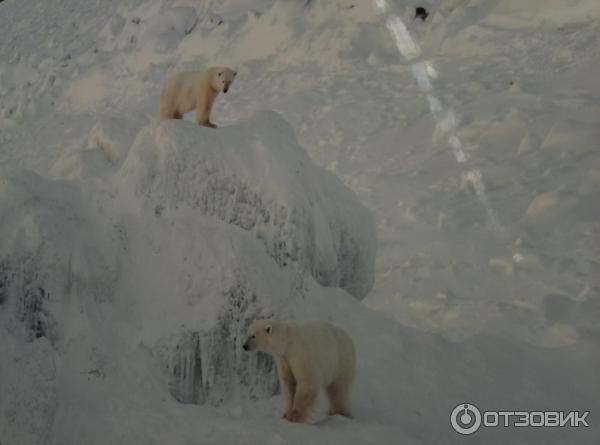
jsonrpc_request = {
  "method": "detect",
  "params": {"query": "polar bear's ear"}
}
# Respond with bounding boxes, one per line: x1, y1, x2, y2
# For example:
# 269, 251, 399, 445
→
265, 325, 272, 334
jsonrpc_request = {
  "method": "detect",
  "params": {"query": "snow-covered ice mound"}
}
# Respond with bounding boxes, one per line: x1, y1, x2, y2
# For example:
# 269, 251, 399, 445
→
118, 110, 375, 300
0, 110, 378, 441
0, 171, 117, 444
110, 110, 374, 404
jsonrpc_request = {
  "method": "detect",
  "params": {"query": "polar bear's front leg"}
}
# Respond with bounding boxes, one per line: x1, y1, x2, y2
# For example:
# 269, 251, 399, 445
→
195, 90, 217, 128
276, 357, 296, 419
288, 383, 318, 423
195, 105, 215, 127
285, 365, 319, 424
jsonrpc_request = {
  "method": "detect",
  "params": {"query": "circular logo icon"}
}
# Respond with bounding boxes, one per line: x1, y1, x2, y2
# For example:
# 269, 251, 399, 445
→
451, 403, 482, 435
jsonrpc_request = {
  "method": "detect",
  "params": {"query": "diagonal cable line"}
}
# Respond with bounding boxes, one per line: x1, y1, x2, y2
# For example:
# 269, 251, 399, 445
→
373, 0, 503, 233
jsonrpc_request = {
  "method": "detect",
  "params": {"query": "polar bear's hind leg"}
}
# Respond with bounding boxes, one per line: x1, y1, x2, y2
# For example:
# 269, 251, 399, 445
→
326, 375, 353, 418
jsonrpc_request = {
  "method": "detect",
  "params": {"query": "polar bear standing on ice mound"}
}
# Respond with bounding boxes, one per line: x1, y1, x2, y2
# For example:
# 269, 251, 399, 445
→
243, 319, 356, 423
159, 66, 237, 128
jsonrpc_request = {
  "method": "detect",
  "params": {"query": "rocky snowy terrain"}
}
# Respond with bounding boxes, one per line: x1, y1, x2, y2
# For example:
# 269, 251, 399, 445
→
1, 0, 599, 444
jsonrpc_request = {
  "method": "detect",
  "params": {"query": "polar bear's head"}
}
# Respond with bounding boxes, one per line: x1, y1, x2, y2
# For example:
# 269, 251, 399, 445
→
211, 66, 237, 93
243, 319, 285, 355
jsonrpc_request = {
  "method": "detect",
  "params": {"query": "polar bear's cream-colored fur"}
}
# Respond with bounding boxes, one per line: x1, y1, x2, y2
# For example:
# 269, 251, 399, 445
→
243, 319, 356, 423
159, 66, 237, 128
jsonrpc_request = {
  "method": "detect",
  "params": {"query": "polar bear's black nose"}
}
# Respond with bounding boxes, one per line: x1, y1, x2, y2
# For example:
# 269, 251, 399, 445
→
242, 342, 249, 351
223, 86, 229, 93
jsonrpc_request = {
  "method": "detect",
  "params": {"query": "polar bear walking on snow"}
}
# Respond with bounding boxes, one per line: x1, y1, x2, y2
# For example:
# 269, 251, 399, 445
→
159, 66, 237, 128
243, 319, 356, 423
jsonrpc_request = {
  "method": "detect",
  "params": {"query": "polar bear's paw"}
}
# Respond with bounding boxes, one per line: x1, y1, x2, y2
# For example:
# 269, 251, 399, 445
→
284, 409, 306, 423
328, 408, 353, 418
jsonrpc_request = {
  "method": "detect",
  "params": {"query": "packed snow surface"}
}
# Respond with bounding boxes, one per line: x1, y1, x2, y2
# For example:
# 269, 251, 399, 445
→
1, 0, 599, 444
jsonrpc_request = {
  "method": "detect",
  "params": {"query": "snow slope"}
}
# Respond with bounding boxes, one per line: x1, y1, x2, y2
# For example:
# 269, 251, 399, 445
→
1, 0, 599, 444
0, 108, 376, 439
